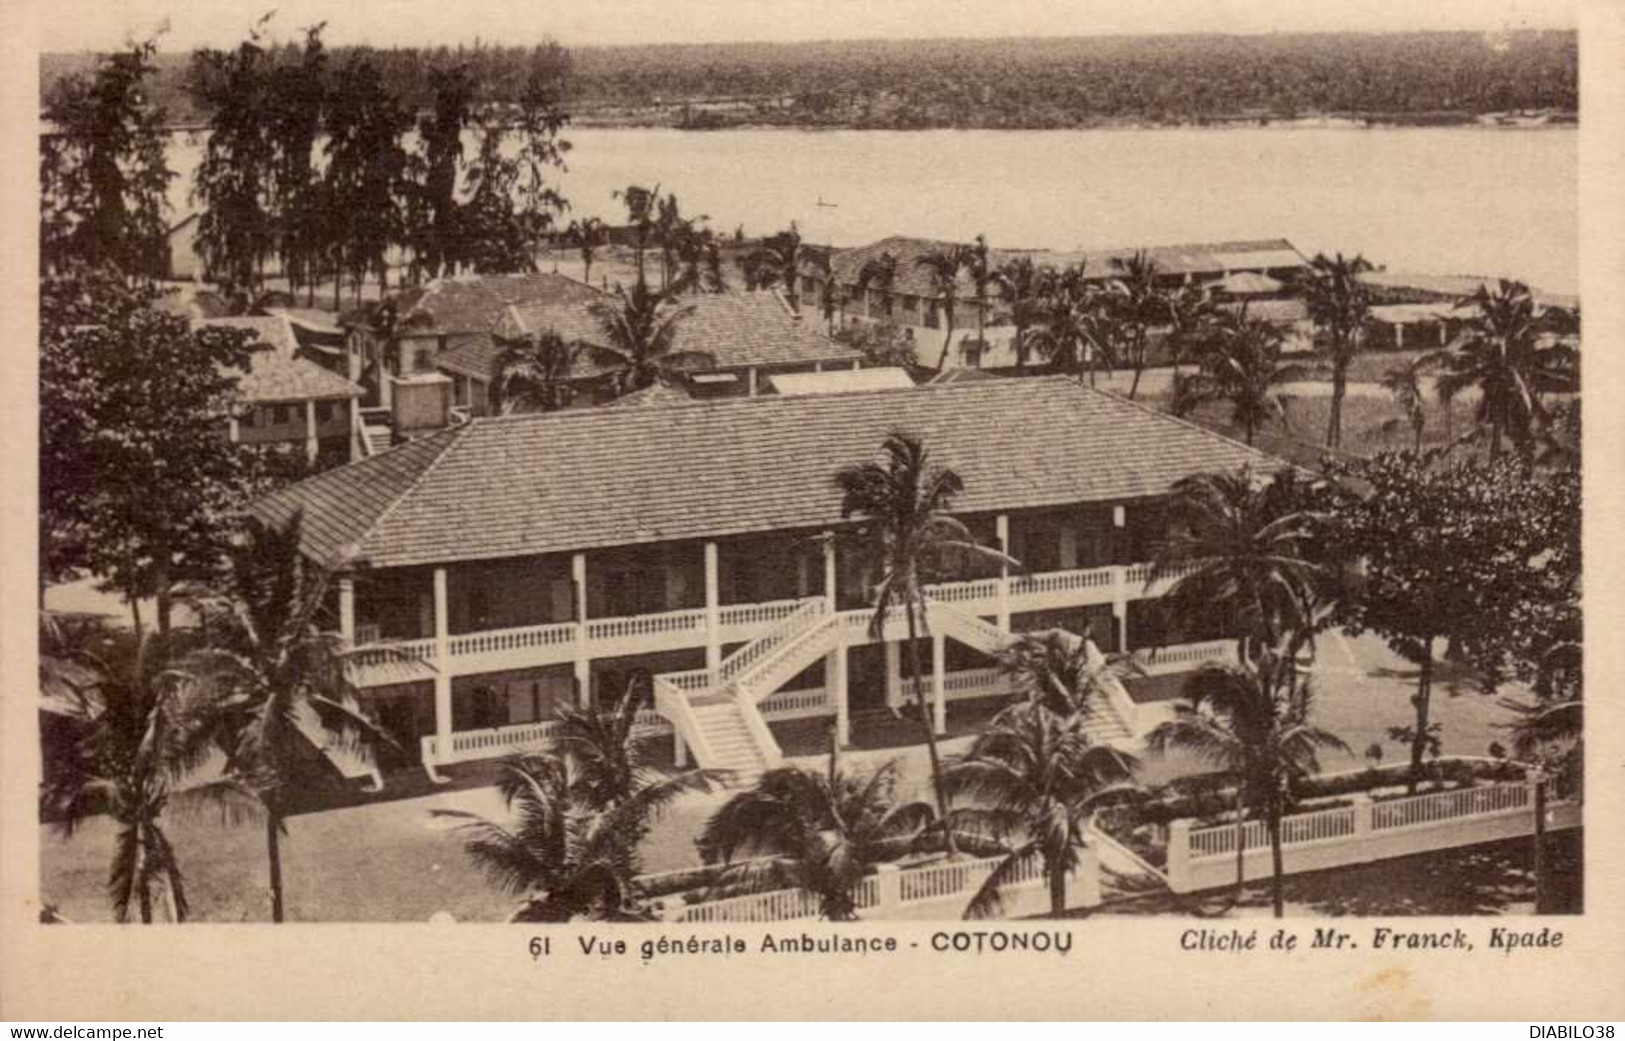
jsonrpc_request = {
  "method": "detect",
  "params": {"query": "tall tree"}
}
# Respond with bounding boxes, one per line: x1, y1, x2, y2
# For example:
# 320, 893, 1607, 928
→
1375, 355, 1433, 453
566, 216, 608, 288
698, 758, 934, 921
990, 256, 1049, 370
1111, 251, 1172, 400
854, 250, 898, 323
410, 63, 477, 279
995, 629, 1140, 719
41, 627, 255, 923
322, 52, 412, 303
1171, 307, 1316, 446
39, 36, 174, 278
748, 223, 808, 313
1149, 466, 1329, 670
437, 684, 710, 922
1302, 252, 1374, 448
492, 330, 583, 414
1026, 270, 1119, 388
1146, 653, 1347, 918
614, 183, 661, 284
948, 703, 1139, 917
961, 234, 995, 364
1320, 452, 1578, 789
182, 516, 388, 922
834, 431, 1017, 849
266, 24, 331, 304
915, 245, 970, 372
40, 269, 259, 633
1434, 280, 1577, 460
582, 278, 711, 395
1164, 281, 1218, 380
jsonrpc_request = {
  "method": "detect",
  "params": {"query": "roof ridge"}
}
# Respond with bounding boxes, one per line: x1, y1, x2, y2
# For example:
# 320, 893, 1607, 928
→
336, 424, 469, 565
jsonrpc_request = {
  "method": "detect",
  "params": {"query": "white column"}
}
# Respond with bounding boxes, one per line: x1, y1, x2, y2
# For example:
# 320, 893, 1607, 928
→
305, 401, 319, 465
828, 642, 849, 747
1394, 322, 1405, 350
704, 541, 721, 672
851, 359, 861, 371
823, 532, 837, 611
746, 368, 758, 396
227, 414, 241, 443
432, 567, 453, 774
348, 398, 361, 461
884, 639, 902, 710
931, 632, 947, 735
338, 576, 355, 644
573, 552, 590, 707
995, 514, 1011, 632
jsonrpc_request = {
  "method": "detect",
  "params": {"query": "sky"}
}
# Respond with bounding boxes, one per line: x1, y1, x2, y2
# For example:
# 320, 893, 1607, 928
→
35, 0, 1577, 53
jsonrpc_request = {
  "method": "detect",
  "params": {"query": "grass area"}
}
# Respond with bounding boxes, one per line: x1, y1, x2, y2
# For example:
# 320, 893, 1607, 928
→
1143, 388, 1482, 464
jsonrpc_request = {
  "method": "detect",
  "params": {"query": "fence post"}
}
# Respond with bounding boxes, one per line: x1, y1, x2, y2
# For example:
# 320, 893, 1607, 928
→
1350, 792, 1373, 837
1070, 843, 1102, 910
875, 863, 903, 915
1166, 819, 1192, 894
660, 895, 688, 922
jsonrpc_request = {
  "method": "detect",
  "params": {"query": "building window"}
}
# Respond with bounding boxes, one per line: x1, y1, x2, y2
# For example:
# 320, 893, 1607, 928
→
317, 401, 336, 423
272, 404, 293, 425
239, 408, 257, 430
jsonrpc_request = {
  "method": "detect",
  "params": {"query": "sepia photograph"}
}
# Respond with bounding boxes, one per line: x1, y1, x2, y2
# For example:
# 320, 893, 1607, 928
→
5, 0, 1619, 1022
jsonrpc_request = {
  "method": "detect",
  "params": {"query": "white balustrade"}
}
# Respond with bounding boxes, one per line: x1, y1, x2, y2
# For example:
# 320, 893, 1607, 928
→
448, 620, 577, 659
1008, 566, 1116, 598
587, 607, 708, 643
760, 687, 832, 720
717, 598, 827, 685
719, 598, 807, 630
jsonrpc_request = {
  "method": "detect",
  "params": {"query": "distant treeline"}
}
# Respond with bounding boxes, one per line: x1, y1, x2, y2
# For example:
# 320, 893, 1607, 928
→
42, 30, 1578, 130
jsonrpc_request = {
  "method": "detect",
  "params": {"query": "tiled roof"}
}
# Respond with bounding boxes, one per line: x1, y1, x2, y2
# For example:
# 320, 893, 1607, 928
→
235, 351, 361, 403
253, 376, 1284, 570
197, 315, 302, 357
252, 426, 465, 567
481, 290, 861, 383
605, 381, 695, 408
395, 272, 605, 334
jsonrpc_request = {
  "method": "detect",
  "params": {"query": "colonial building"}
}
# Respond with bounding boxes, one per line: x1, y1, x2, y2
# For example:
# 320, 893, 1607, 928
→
201, 315, 364, 468
253, 375, 1275, 786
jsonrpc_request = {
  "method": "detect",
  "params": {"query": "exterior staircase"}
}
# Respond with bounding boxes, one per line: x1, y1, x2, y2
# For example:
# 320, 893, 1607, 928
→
653, 595, 1141, 779
361, 423, 393, 456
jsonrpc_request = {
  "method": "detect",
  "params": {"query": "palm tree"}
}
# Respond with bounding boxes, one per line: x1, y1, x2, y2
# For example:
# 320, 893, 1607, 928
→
748, 223, 806, 313
492, 329, 583, 414
990, 256, 1049, 370
1026, 282, 1120, 388
583, 277, 712, 396
671, 224, 726, 295
436, 750, 696, 921
613, 183, 660, 284
1165, 281, 1218, 379
696, 757, 935, 920
995, 629, 1140, 719
915, 245, 970, 372
1302, 252, 1374, 449
1374, 355, 1432, 453
1146, 654, 1347, 918
961, 234, 995, 365
1112, 251, 1172, 400
854, 251, 898, 323
1434, 280, 1577, 460
834, 432, 1018, 847
550, 675, 718, 812
1149, 467, 1329, 669
947, 703, 1139, 917
181, 515, 388, 923
1171, 307, 1317, 446
41, 627, 256, 923
564, 216, 607, 288
654, 193, 703, 291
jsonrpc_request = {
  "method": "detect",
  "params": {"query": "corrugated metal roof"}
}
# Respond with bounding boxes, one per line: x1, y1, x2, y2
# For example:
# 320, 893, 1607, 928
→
252, 376, 1283, 571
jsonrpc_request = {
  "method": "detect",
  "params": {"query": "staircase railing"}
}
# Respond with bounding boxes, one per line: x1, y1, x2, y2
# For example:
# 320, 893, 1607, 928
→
925, 598, 1011, 656
734, 614, 842, 705
714, 597, 828, 686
